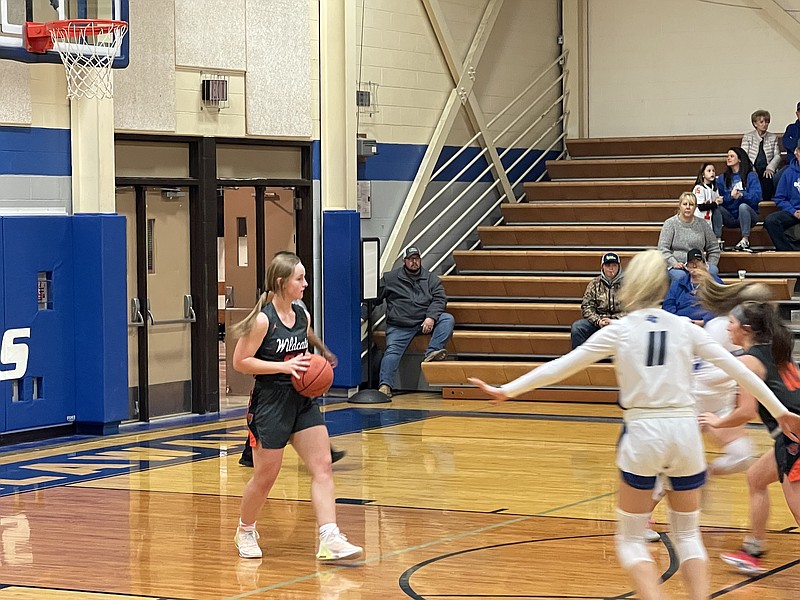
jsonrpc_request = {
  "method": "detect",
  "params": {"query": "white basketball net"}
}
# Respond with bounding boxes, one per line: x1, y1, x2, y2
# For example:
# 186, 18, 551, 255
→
50, 21, 128, 100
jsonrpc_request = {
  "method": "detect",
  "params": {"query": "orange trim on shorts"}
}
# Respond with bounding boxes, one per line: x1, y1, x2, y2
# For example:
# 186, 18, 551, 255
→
789, 457, 800, 483
247, 430, 257, 449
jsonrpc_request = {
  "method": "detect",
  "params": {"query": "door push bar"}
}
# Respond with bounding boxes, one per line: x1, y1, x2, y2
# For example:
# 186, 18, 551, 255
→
130, 295, 197, 327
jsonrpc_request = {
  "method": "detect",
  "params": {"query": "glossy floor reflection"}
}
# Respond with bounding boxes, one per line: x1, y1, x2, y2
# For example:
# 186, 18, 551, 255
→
0, 395, 797, 599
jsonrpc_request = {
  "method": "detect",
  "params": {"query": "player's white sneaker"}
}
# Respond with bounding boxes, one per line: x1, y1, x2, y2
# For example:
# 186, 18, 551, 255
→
235, 527, 262, 559
316, 527, 362, 561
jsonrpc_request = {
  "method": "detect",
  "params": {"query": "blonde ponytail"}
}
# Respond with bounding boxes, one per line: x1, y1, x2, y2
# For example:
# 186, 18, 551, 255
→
695, 271, 772, 314
229, 292, 269, 339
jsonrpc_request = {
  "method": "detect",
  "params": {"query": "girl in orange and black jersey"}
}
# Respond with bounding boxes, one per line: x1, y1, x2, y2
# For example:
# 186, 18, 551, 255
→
698, 295, 800, 574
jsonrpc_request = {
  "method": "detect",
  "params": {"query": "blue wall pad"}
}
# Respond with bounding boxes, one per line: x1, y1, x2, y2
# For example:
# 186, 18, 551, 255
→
0, 222, 5, 431
72, 215, 128, 432
3, 216, 75, 431
0, 215, 128, 437
322, 210, 361, 388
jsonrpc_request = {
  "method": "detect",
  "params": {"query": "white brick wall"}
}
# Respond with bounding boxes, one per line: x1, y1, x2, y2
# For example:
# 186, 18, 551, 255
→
352, 0, 561, 148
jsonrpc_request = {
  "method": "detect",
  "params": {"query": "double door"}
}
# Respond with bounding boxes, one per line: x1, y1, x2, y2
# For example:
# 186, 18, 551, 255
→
220, 186, 296, 396
117, 186, 193, 420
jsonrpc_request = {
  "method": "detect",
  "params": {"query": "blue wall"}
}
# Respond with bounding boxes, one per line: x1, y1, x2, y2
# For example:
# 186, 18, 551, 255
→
0, 215, 127, 435
312, 140, 557, 183
0, 126, 71, 176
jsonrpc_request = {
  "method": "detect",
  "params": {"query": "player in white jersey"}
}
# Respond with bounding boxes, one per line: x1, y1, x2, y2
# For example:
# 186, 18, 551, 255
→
469, 250, 800, 600
694, 316, 754, 476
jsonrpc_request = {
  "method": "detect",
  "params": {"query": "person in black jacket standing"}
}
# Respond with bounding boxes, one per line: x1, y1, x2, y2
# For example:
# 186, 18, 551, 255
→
377, 246, 454, 398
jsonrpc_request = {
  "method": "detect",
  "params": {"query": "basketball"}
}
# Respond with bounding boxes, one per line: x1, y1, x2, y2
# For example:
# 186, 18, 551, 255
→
289, 353, 334, 398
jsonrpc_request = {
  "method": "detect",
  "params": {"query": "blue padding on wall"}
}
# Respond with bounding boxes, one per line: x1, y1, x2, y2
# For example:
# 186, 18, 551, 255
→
72, 214, 128, 428
0, 223, 4, 431
0, 126, 71, 176
3, 216, 75, 431
322, 211, 361, 388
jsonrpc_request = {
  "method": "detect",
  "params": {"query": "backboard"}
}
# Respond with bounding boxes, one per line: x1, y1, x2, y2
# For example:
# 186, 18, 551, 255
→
0, 0, 128, 67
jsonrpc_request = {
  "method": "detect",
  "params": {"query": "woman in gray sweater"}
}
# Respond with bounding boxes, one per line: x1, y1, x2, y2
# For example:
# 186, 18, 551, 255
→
658, 192, 720, 282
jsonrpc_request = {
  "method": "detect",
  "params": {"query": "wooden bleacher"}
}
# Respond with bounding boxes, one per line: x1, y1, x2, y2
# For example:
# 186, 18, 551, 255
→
420, 134, 800, 403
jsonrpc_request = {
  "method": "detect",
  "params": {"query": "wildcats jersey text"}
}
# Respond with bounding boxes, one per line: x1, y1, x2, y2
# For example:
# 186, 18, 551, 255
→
254, 302, 309, 385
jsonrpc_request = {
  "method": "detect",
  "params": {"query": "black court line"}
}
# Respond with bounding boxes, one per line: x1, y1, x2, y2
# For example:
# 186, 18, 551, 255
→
0, 582, 187, 600
398, 533, 679, 600
711, 557, 800, 597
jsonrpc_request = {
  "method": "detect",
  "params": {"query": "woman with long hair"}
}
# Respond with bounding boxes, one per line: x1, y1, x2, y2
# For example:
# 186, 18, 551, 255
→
697, 279, 800, 575
469, 250, 800, 600
715, 147, 763, 252
231, 252, 362, 562
657, 192, 720, 282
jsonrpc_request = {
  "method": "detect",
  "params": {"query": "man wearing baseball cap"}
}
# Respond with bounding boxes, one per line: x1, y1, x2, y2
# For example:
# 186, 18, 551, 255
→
662, 248, 723, 325
375, 246, 454, 398
570, 252, 624, 348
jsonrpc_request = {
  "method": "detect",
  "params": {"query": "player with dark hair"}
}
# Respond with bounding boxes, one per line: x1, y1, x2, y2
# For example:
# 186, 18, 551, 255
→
697, 279, 800, 574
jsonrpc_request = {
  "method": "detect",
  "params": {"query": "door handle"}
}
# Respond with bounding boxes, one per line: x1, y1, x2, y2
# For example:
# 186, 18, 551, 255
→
146, 294, 197, 326
146, 298, 155, 326
129, 298, 145, 327
183, 294, 197, 322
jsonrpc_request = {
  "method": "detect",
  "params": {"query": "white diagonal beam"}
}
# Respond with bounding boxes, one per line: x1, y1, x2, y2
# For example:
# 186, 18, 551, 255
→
421, 0, 516, 204
381, 0, 505, 272
749, 0, 800, 52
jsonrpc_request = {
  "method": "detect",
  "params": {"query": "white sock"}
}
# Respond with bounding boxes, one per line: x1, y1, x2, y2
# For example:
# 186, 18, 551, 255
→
743, 535, 765, 555
319, 523, 338, 538
239, 519, 256, 531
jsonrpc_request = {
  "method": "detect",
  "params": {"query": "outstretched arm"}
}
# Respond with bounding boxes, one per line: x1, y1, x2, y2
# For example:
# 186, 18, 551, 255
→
469, 325, 617, 404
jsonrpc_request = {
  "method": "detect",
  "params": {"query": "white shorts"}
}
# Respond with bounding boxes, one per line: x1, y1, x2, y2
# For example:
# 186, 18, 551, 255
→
694, 388, 736, 418
617, 416, 706, 480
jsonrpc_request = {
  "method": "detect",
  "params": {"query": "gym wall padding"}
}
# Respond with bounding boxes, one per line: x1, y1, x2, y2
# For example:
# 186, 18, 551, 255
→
3, 216, 75, 432
0, 215, 128, 435
72, 214, 128, 432
322, 210, 361, 389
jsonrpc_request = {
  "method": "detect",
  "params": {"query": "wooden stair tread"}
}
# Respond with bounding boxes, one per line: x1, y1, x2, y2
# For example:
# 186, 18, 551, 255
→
421, 361, 617, 387
442, 274, 796, 300
477, 226, 774, 248
566, 134, 742, 158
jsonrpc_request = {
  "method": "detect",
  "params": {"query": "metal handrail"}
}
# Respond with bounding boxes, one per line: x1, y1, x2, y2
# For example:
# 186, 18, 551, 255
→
365, 50, 567, 344
492, 76, 566, 148
415, 146, 490, 220
486, 50, 567, 128
429, 130, 484, 181
506, 115, 567, 188
497, 94, 564, 163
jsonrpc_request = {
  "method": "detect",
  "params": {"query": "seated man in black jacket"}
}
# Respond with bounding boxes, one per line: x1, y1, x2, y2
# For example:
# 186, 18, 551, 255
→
377, 246, 454, 398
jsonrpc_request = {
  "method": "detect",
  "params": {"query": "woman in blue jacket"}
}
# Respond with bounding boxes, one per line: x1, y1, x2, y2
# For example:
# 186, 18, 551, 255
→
715, 147, 762, 252
764, 146, 800, 251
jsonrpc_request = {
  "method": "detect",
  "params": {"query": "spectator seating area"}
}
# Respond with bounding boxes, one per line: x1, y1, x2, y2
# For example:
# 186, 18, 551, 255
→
417, 134, 800, 403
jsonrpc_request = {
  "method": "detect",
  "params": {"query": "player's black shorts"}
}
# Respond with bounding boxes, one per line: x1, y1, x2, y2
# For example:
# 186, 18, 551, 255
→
246, 382, 325, 449
775, 434, 800, 483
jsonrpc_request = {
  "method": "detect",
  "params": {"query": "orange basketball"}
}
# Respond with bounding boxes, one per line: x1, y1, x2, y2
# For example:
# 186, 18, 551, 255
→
289, 353, 334, 398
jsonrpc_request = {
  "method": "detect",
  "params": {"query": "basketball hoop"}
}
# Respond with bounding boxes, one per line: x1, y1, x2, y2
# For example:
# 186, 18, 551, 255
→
24, 19, 128, 100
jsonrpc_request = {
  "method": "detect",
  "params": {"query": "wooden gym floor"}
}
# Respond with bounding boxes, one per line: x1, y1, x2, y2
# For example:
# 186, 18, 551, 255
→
0, 394, 798, 599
